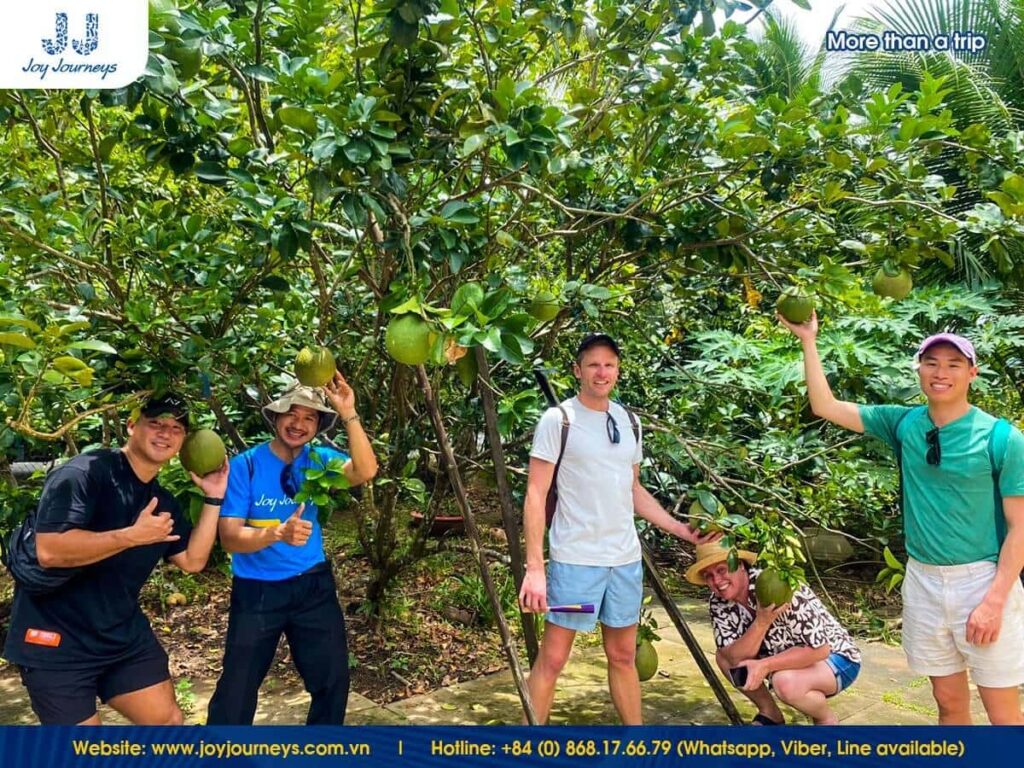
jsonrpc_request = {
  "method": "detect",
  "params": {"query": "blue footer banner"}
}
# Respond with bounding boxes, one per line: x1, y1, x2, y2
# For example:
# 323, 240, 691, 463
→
0, 725, 1011, 767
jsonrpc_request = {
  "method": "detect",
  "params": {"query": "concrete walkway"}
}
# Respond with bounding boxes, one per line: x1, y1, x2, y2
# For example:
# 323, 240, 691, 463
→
0, 597, 988, 726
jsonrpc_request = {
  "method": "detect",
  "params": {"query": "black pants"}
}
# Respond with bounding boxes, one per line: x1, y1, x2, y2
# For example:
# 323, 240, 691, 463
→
207, 564, 350, 725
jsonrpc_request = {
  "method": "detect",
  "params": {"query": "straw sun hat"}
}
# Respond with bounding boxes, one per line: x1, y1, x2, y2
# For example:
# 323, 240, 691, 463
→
684, 540, 757, 585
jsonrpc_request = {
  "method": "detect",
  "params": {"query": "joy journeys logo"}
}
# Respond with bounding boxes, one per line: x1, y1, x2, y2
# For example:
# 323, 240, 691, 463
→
1, 2, 148, 89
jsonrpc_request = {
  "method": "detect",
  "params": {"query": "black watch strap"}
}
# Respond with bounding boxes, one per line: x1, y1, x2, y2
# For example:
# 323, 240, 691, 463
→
203, 496, 224, 507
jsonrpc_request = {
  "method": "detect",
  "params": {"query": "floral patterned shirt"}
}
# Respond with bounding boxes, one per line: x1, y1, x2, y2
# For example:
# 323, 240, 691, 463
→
708, 568, 861, 664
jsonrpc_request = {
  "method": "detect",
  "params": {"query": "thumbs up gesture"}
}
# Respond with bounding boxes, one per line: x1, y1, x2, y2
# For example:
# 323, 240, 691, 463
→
276, 503, 312, 546
126, 497, 180, 546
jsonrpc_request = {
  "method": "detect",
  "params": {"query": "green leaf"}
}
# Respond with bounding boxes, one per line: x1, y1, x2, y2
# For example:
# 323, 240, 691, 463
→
882, 546, 903, 571
441, 200, 479, 224
462, 134, 486, 156
277, 106, 318, 136
0, 316, 42, 334
67, 339, 117, 355
0, 332, 36, 349
194, 161, 229, 184
343, 140, 372, 164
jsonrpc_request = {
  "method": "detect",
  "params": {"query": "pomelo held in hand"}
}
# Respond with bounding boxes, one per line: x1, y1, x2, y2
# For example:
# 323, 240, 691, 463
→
776, 288, 815, 324
294, 346, 336, 387
754, 567, 795, 607
635, 639, 659, 682
872, 266, 913, 300
180, 429, 226, 477
386, 314, 433, 365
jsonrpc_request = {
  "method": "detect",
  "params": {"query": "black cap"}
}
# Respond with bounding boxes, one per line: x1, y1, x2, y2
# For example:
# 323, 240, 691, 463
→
139, 391, 190, 431
576, 333, 621, 360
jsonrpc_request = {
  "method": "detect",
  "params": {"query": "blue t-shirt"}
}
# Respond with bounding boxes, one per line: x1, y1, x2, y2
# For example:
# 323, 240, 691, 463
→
221, 442, 349, 580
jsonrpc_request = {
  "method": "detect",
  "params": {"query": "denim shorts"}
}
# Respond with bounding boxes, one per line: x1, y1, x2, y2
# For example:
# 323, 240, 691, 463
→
824, 652, 860, 696
545, 560, 643, 632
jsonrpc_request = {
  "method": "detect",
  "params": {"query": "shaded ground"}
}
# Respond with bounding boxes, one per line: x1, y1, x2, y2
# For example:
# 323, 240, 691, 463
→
1, 595, 992, 726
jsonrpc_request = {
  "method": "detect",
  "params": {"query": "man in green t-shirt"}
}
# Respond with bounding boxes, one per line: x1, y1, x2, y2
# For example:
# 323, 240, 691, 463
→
781, 312, 1024, 725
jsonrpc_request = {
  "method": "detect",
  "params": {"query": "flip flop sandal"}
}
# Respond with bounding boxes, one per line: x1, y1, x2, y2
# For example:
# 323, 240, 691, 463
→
750, 713, 784, 726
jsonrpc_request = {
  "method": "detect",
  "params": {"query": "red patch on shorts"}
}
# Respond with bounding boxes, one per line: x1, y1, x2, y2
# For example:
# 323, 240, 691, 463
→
24, 629, 61, 647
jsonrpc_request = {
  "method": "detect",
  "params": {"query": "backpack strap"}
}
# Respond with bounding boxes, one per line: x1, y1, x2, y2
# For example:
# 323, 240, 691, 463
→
545, 406, 571, 528
893, 405, 928, 514
550, 405, 571, 491
989, 418, 1010, 479
624, 407, 640, 445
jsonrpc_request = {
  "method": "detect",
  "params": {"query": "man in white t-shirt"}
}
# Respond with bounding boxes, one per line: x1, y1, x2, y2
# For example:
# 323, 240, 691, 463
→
518, 334, 713, 724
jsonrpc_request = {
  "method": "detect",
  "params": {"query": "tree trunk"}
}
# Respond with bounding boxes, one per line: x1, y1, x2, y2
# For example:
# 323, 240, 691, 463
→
641, 542, 743, 725
474, 345, 539, 664
415, 365, 538, 724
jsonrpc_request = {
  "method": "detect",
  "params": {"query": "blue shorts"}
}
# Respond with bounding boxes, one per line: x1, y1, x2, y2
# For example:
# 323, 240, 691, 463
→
825, 652, 860, 696
546, 560, 643, 632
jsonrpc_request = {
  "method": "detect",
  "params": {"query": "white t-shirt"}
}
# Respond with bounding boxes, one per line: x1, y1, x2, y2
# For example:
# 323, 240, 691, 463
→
530, 397, 643, 566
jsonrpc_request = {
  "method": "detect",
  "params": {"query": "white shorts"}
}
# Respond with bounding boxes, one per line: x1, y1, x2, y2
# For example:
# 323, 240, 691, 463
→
901, 557, 1024, 688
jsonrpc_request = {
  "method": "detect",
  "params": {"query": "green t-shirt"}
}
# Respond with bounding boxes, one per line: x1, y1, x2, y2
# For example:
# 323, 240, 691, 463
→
858, 404, 1024, 566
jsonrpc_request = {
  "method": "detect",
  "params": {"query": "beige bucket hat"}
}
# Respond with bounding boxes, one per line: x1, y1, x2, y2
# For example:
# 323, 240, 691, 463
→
685, 540, 757, 585
261, 383, 338, 434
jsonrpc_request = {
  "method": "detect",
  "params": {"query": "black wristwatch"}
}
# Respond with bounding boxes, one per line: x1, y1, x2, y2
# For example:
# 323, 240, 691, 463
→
203, 496, 224, 507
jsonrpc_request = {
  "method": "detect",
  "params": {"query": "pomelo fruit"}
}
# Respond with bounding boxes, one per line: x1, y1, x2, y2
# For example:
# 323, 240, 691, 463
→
755, 568, 795, 607
872, 267, 913, 300
635, 639, 659, 682
180, 428, 226, 477
386, 314, 433, 365
294, 346, 336, 387
527, 290, 561, 322
776, 288, 815, 324
451, 282, 485, 315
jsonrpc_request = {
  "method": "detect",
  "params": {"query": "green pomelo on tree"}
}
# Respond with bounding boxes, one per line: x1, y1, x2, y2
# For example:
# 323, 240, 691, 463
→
872, 267, 913, 300
635, 639, 659, 682
180, 429, 226, 477
527, 290, 561, 322
776, 288, 815, 324
386, 314, 433, 365
294, 346, 336, 387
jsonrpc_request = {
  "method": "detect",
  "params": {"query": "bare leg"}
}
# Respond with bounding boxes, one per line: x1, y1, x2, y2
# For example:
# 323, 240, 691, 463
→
525, 622, 576, 724
602, 623, 642, 725
930, 672, 972, 725
977, 685, 1024, 725
771, 662, 839, 725
107, 679, 184, 725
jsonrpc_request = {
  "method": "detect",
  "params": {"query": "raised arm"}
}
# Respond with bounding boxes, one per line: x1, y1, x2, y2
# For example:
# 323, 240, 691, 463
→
779, 311, 864, 433
324, 371, 378, 486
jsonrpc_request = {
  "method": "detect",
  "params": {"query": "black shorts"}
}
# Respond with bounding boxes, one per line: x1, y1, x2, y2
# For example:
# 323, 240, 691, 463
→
18, 637, 170, 725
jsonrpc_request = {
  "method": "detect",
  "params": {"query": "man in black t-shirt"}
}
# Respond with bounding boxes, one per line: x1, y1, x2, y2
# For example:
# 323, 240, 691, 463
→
2, 393, 226, 725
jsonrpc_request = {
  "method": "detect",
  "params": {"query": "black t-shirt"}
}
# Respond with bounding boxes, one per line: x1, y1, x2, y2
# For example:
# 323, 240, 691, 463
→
3, 449, 191, 669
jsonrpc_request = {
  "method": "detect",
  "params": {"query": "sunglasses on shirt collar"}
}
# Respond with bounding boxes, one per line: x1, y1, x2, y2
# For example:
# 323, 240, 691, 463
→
280, 463, 301, 498
925, 427, 941, 466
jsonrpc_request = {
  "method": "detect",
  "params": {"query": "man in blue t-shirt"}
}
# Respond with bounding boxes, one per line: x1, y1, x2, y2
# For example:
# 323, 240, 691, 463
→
781, 312, 1024, 725
206, 372, 378, 725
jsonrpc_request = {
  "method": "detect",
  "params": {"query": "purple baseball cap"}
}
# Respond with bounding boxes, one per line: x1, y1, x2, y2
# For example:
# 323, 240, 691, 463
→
915, 333, 976, 365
